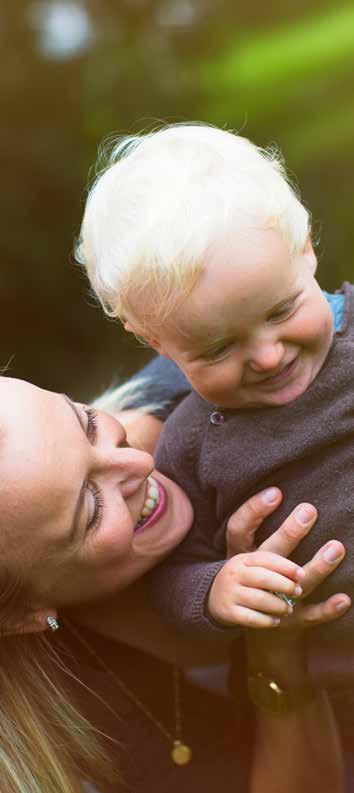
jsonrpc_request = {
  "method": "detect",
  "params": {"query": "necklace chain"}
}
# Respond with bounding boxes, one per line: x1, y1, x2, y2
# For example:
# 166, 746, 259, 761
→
63, 619, 192, 765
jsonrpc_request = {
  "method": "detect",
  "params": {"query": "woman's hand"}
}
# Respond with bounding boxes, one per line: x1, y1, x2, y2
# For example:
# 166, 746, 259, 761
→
276, 539, 350, 630
246, 538, 350, 691
226, 487, 312, 556
226, 489, 351, 628
245, 540, 350, 696
231, 491, 348, 793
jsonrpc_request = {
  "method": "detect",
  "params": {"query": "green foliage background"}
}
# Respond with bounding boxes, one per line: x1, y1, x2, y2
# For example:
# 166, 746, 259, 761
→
1, 0, 354, 397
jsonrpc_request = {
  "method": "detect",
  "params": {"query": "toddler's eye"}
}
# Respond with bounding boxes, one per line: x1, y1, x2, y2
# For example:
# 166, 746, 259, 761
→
269, 302, 296, 323
201, 342, 233, 362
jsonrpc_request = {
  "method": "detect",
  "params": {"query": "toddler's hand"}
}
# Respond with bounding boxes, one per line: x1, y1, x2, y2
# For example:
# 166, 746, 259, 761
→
207, 551, 304, 628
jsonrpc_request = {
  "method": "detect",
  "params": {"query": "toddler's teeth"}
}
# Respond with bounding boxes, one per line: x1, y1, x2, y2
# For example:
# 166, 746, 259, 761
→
145, 498, 155, 509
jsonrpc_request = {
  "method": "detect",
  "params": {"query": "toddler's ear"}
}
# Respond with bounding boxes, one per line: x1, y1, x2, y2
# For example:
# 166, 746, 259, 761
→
123, 320, 135, 334
123, 319, 171, 358
304, 235, 317, 274
146, 338, 171, 359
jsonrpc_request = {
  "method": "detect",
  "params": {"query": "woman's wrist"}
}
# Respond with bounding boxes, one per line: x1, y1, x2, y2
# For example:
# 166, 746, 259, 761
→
246, 630, 309, 688
245, 628, 321, 716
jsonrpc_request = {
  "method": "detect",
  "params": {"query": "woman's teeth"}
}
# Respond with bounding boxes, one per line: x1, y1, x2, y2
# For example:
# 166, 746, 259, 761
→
137, 476, 160, 524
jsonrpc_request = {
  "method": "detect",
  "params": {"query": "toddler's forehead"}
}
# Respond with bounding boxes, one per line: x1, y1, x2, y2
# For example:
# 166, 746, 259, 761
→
156, 303, 232, 352
155, 258, 305, 353
133, 227, 302, 347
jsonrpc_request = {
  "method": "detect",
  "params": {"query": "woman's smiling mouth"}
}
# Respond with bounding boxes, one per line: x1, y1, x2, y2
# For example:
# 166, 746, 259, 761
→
134, 476, 167, 532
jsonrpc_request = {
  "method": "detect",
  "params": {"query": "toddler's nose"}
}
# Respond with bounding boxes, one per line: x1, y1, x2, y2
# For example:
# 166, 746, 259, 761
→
248, 340, 285, 373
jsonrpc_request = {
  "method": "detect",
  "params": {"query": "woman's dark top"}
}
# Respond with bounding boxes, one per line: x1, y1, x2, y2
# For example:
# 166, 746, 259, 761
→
58, 622, 251, 793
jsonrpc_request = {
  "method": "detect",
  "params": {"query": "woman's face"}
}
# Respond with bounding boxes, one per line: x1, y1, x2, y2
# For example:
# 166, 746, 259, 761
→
0, 377, 193, 610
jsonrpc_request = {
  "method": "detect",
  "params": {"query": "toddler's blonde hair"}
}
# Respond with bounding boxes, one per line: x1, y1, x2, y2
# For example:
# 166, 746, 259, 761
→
77, 123, 310, 336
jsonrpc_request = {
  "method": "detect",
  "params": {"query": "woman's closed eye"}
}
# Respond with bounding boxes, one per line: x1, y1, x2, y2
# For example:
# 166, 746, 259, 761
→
84, 406, 98, 442
81, 406, 104, 531
86, 481, 104, 533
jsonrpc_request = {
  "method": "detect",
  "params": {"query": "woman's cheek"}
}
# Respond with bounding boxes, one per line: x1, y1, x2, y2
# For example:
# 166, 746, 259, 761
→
86, 520, 127, 560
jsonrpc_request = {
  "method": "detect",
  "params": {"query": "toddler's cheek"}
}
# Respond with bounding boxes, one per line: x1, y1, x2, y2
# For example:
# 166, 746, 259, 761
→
292, 307, 330, 348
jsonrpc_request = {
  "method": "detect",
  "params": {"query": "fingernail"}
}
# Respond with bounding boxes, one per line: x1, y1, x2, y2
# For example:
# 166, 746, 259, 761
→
323, 543, 343, 563
287, 605, 293, 615
294, 585, 302, 596
273, 617, 280, 626
295, 504, 316, 525
296, 567, 306, 580
262, 488, 279, 504
336, 599, 349, 612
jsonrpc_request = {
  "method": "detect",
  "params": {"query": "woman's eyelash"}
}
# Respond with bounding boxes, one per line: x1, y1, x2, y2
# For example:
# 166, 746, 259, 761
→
87, 482, 104, 532
85, 407, 98, 442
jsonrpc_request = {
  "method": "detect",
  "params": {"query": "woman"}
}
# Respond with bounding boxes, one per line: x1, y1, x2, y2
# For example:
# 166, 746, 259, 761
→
0, 368, 349, 793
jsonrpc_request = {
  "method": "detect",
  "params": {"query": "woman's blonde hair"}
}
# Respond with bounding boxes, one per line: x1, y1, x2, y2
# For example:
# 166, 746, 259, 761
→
77, 123, 310, 336
0, 567, 116, 793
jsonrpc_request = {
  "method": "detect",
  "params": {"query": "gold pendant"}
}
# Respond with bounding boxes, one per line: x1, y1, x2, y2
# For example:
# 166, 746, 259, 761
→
171, 740, 192, 765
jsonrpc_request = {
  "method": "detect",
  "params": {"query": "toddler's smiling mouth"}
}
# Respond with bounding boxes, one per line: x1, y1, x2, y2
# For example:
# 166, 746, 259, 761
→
252, 357, 298, 389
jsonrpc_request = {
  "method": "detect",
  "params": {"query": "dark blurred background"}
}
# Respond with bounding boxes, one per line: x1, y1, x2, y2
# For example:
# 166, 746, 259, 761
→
2, 0, 354, 401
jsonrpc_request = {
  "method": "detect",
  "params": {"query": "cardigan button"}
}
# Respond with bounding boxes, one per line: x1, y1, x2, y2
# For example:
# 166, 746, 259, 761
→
209, 411, 225, 425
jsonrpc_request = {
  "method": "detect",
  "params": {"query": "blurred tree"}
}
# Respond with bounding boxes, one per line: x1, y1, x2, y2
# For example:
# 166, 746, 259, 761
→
1, 0, 354, 397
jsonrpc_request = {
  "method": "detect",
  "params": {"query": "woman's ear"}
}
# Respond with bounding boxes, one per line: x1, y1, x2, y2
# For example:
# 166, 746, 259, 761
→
3, 609, 58, 637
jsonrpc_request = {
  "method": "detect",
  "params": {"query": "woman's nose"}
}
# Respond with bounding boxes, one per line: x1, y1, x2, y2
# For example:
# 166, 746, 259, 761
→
93, 445, 154, 493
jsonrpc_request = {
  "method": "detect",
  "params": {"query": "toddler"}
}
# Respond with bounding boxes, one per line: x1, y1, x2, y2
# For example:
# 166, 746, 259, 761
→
78, 124, 353, 685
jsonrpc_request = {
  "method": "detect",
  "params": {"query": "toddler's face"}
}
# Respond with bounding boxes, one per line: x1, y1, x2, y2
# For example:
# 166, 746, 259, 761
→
153, 227, 334, 409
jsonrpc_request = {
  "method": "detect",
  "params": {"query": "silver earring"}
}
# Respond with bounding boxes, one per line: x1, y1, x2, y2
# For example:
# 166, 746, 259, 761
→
47, 615, 59, 632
